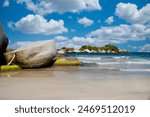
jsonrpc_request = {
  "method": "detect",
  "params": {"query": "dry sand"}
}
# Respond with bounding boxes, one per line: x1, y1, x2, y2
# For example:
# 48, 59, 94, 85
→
0, 67, 150, 100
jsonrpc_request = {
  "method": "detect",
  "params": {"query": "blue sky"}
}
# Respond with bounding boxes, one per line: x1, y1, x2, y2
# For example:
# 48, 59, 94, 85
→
0, 0, 150, 52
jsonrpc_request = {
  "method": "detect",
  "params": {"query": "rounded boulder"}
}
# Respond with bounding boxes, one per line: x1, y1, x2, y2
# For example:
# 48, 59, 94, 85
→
54, 57, 80, 66
4, 40, 57, 68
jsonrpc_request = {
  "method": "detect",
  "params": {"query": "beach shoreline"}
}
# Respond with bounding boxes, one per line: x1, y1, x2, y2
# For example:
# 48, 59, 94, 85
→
0, 68, 150, 100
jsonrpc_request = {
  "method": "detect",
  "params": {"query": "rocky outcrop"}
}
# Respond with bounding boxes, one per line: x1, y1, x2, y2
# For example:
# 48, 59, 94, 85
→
54, 57, 80, 66
4, 40, 57, 68
0, 23, 9, 65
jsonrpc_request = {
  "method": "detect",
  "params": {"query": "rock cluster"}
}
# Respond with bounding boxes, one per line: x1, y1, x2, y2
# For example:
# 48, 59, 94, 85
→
0, 22, 80, 71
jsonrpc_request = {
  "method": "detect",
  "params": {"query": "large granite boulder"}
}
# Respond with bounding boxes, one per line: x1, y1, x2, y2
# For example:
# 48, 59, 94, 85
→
0, 23, 9, 65
4, 40, 57, 68
54, 57, 80, 66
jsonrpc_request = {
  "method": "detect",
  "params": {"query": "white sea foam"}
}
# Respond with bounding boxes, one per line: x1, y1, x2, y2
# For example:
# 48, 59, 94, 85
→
78, 56, 130, 61
78, 56, 150, 65
77, 57, 102, 60
74, 53, 150, 72
126, 61, 150, 64
120, 69, 150, 72
97, 62, 121, 65
96, 61, 150, 65
112, 56, 130, 59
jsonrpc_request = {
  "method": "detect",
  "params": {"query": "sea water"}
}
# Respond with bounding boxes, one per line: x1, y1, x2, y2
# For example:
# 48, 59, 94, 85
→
67, 52, 150, 73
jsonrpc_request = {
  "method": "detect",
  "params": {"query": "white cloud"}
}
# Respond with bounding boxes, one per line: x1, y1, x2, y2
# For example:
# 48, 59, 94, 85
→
115, 3, 150, 24
127, 45, 141, 51
56, 36, 96, 49
8, 14, 68, 35
78, 17, 94, 27
54, 36, 68, 41
72, 36, 95, 44
3, 0, 9, 7
56, 23, 150, 49
105, 16, 114, 24
140, 44, 150, 52
17, 0, 101, 15
9, 41, 32, 49
87, 24, 150, 44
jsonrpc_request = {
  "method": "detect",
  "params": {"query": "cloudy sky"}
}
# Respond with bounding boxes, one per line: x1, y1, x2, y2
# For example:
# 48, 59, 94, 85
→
0, 0, 150, 52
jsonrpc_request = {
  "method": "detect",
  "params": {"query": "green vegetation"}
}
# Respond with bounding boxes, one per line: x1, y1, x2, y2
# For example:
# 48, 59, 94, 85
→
59, 44, 127, 53
79, 45, 99, 52
103, 44, 119, 52
54, 57, 80, 66
61, 47, 75, 53
79, 44, 120, 53
0, 65, 21, 72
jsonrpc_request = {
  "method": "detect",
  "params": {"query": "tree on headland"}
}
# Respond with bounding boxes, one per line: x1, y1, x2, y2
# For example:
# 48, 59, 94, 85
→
61, 47, 74, 53
79, 45, 99, 52
104, 44, 119, 52
79, 44, 120, 53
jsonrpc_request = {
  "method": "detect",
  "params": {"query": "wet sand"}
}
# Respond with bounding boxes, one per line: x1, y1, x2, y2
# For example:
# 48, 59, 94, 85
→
0, 67, 150, 100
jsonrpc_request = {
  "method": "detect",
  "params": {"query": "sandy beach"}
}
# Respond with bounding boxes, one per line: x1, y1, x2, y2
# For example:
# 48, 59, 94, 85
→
0, 67, 150, 100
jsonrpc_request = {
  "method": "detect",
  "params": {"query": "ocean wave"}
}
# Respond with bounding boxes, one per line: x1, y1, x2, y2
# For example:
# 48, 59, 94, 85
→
97, 62, 121, 65
97, 61, 150, 65
77, 57, 102, 60
78, 56, 130, 61
112, 56, 130, 59
81, 60, 150, 65
78, 56, 131, 61
81, 62, 150, 72
120, 69, 150, 72
126, 61, 150, 64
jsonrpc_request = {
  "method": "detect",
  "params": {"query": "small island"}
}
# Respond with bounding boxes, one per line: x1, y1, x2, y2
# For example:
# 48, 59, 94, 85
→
58, 44, 128, 54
